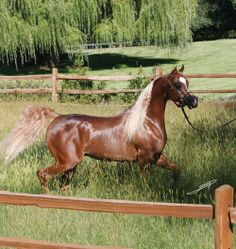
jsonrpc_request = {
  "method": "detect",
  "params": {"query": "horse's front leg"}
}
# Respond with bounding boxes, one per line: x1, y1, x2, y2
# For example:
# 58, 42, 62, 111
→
138, 149, 153, 174
156, 154, 180, 182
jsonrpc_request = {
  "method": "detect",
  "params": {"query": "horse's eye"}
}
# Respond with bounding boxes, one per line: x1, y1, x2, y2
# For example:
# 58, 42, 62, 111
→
175, 82, 181, 90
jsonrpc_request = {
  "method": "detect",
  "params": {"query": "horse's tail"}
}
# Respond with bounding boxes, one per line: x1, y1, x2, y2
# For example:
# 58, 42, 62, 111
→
0, 105, 60, 162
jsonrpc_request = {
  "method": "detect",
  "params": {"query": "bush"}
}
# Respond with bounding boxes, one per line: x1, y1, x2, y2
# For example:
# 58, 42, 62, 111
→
59, 63, 149, 104
120, 71, 149, 104
59, 79, 111, 104
59, 53, 113, 104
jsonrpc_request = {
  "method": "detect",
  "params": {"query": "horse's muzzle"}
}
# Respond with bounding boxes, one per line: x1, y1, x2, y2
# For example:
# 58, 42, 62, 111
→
183, 93, 198, 109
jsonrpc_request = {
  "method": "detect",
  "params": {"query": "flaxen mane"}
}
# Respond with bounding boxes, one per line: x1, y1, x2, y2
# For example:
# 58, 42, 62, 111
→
124, 79, 155, 141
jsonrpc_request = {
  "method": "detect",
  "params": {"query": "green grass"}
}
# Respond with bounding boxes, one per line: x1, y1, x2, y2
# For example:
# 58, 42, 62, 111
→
0, 39, 236, 100
83, 39, 236, 75
0, 100, 236, 248
81, 39, 236, 94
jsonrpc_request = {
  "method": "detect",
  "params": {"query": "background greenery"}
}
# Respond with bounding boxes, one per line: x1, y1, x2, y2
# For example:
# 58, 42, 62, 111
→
0, 0, 197, 67
0, 0, 235, 70
0, 39, 235, 103
191, 0, 236, 40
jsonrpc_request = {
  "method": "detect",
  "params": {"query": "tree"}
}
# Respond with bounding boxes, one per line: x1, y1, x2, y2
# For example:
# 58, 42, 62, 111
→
0, 0, 197, 66
191, 0, 236, 40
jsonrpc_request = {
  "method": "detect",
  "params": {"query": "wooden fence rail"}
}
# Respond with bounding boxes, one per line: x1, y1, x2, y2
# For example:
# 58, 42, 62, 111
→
0, 68, 235, 102
0, 185, 235, 249
0, 191, 213, 219
0, 237, 128, 249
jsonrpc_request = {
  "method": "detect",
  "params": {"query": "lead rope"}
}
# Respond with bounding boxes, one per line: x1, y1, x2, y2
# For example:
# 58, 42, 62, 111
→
181, 107, 236, 132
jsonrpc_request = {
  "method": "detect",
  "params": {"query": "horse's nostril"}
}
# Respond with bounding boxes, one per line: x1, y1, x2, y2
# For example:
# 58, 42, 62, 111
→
192, 97, 198, 107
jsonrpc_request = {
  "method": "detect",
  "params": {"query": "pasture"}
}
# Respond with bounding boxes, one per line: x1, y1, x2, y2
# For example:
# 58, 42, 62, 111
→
1, 39, 236, 101
0, 100, 235, 248
84, 39, 236, 96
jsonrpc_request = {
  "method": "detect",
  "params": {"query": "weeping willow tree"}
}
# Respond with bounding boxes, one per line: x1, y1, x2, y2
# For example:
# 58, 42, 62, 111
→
136, 0, 197, 46
94, 0, 136, 43
0, 0, 197, 66
95, 0, 196, 46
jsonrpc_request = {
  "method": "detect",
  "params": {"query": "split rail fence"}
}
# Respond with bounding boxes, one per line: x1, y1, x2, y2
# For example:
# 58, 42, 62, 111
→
0, 68, 236, 102
0, 185, 235, 249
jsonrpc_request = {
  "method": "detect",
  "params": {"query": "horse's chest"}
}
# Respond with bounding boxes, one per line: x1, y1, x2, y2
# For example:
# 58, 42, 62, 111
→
134, 128, 167, 155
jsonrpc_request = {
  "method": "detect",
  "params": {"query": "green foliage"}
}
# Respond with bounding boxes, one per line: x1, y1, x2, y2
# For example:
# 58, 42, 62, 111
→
93, 19, 114, 44
60, 79, 109, 104
121, 68, 149, 104
233, 0, 236, 8
60, 55, 110, 103
191, 0, 236, 40
136, 0, 197, 47
0, 0, 197, 66
0, 0, 94, 66
191, 0, 213, 31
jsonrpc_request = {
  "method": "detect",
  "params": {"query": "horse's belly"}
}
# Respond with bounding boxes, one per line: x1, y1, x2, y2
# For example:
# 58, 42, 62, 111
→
85, 141, 137, 161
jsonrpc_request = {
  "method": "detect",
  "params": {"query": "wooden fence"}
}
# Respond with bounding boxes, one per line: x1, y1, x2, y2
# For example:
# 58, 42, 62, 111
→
0, 185, 235, 249
0, 68, 236, 102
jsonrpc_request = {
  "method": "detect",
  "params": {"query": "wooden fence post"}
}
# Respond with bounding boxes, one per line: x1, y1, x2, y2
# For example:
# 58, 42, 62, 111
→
52, 68, 58, 102
215, 185, 234, 249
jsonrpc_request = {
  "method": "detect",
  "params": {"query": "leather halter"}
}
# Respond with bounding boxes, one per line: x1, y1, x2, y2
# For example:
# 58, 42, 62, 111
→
168, 80, 192, 108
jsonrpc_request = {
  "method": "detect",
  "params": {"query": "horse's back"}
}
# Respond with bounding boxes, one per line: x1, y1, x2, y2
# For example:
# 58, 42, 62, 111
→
47, 113, 124, 132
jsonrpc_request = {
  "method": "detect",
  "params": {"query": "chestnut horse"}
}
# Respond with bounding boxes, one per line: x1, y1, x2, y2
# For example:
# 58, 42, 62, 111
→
0, 66, 198, 192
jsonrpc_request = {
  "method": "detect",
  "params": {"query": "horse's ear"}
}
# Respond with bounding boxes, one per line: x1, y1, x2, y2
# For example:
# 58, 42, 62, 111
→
155, 66, 163, 77
169, 67, 177, 78
179, 64, 184, 73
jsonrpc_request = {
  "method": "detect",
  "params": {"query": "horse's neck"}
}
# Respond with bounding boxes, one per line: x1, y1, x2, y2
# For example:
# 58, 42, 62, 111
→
147, 96, 167, 130
148, 77, 168, 123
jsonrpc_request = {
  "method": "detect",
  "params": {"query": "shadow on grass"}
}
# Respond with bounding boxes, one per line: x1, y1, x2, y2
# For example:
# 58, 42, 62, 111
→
0, 52, 179, 75
85, 53, 179, 70
0, 64, 52, 75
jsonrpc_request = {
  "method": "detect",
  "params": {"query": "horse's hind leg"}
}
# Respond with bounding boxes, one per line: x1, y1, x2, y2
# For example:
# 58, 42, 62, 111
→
60, 167, 77, 190
37, 161, 79, 193
37, 163, 58, 193
37, 162, 66, 193
39, 118, 87, 192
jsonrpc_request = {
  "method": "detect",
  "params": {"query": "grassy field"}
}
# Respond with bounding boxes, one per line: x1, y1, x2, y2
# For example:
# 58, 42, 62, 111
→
0, 39, 236, 100
83, 39, 236, 75
83, 39, 236, 95
0, 100, 236, 248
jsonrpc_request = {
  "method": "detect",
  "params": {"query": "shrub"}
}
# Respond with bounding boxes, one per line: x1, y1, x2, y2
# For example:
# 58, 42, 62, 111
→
60, 79, 110, 104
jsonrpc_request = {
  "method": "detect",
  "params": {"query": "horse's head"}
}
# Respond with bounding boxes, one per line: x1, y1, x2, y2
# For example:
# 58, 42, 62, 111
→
167, 65, 198, 109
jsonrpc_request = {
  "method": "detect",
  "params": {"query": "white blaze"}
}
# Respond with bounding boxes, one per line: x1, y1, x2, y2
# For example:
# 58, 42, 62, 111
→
179, 76, 187, 86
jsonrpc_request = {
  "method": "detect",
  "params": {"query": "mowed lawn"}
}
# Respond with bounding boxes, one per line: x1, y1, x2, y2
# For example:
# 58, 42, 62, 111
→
0, 39, 236, 99
0, 100, 236, 248
82, 39, 236, 95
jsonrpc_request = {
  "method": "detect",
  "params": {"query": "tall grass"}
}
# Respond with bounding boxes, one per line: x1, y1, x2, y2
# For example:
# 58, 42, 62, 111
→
0, 100, 235, 248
